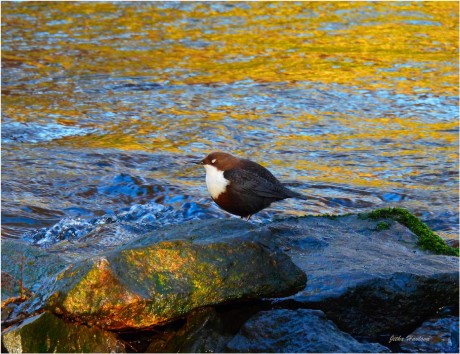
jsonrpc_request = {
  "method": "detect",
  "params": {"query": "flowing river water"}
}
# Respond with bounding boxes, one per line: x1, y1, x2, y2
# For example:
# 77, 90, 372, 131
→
2, 2, 458, 248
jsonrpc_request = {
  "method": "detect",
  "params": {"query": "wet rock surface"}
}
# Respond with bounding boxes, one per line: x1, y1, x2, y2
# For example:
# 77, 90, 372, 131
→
1, 240, 67, 299
2, 311, 125, 353
399, 315, 459, 353
20, 219, 306, 330
269, 214, 459, 336
142, 304, 264, 353
226, 309, 390, 353
1, 272, 31, 302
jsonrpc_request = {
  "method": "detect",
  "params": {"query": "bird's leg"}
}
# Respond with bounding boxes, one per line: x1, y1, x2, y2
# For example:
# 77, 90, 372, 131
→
246, 215, 252, 221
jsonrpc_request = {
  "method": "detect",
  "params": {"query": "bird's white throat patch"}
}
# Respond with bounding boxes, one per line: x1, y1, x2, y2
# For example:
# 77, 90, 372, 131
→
204, 164, 229, 199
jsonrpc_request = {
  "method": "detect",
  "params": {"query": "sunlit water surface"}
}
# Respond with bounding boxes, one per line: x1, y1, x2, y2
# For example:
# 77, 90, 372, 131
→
2, 2, 458, 248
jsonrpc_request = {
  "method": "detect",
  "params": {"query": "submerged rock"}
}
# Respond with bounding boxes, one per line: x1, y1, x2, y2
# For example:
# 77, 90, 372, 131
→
2, 311, 125, 353
226, 309, 390, 353
269, 213, 459, 336
22, 219, 306, 330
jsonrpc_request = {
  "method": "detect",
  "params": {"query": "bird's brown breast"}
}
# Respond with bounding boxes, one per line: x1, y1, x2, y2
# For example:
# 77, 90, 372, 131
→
213, 186, 273, 218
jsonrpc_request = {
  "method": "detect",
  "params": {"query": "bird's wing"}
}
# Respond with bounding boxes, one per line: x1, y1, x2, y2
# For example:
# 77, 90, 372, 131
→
239, 159, 281, 185
223, 168, 290, 200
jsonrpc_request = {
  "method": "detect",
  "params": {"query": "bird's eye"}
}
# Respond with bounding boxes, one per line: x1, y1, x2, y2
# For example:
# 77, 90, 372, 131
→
211, 159, 217, 164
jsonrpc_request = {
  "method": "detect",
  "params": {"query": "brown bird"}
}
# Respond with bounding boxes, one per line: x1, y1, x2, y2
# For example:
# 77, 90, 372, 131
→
197, 152, 307, 219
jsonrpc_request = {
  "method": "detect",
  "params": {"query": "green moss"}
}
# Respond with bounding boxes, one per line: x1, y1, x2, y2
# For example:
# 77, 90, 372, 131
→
367, 207, 458, 257
320, 214, 339, 220
375, 221, 391, 231
319, 213, 353, 220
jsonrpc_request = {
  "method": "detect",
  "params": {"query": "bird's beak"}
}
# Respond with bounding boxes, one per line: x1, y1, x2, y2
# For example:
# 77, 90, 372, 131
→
194, 160, 204, 165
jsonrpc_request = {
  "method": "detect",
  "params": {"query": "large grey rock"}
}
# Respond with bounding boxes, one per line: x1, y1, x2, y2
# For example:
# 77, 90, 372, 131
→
2, 311, 125, 353
268, 215, 459, 336
21, 219, 306, 330
226, 309, 390, 353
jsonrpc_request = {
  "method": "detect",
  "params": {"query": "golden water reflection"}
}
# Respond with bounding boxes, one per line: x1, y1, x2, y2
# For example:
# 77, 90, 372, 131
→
2, 1, 458, 236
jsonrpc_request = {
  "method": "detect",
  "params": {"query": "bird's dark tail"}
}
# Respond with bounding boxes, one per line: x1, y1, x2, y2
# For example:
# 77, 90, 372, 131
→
287, 189, 308, 200
287, 189, 340, 207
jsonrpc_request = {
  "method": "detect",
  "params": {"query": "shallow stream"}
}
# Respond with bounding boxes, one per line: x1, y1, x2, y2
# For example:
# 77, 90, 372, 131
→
2, 2, 458, 247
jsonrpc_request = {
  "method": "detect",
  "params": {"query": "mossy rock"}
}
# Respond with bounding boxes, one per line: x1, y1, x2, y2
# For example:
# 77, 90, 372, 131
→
2, 311, 125, 353
21, 222, 306, 330
270, 212, 458, 336
367, 208, 458, 256
375, 221, 391, 231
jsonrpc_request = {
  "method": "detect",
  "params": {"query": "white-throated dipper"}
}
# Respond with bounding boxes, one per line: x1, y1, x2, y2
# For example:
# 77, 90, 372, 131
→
197, 152, 307, 219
